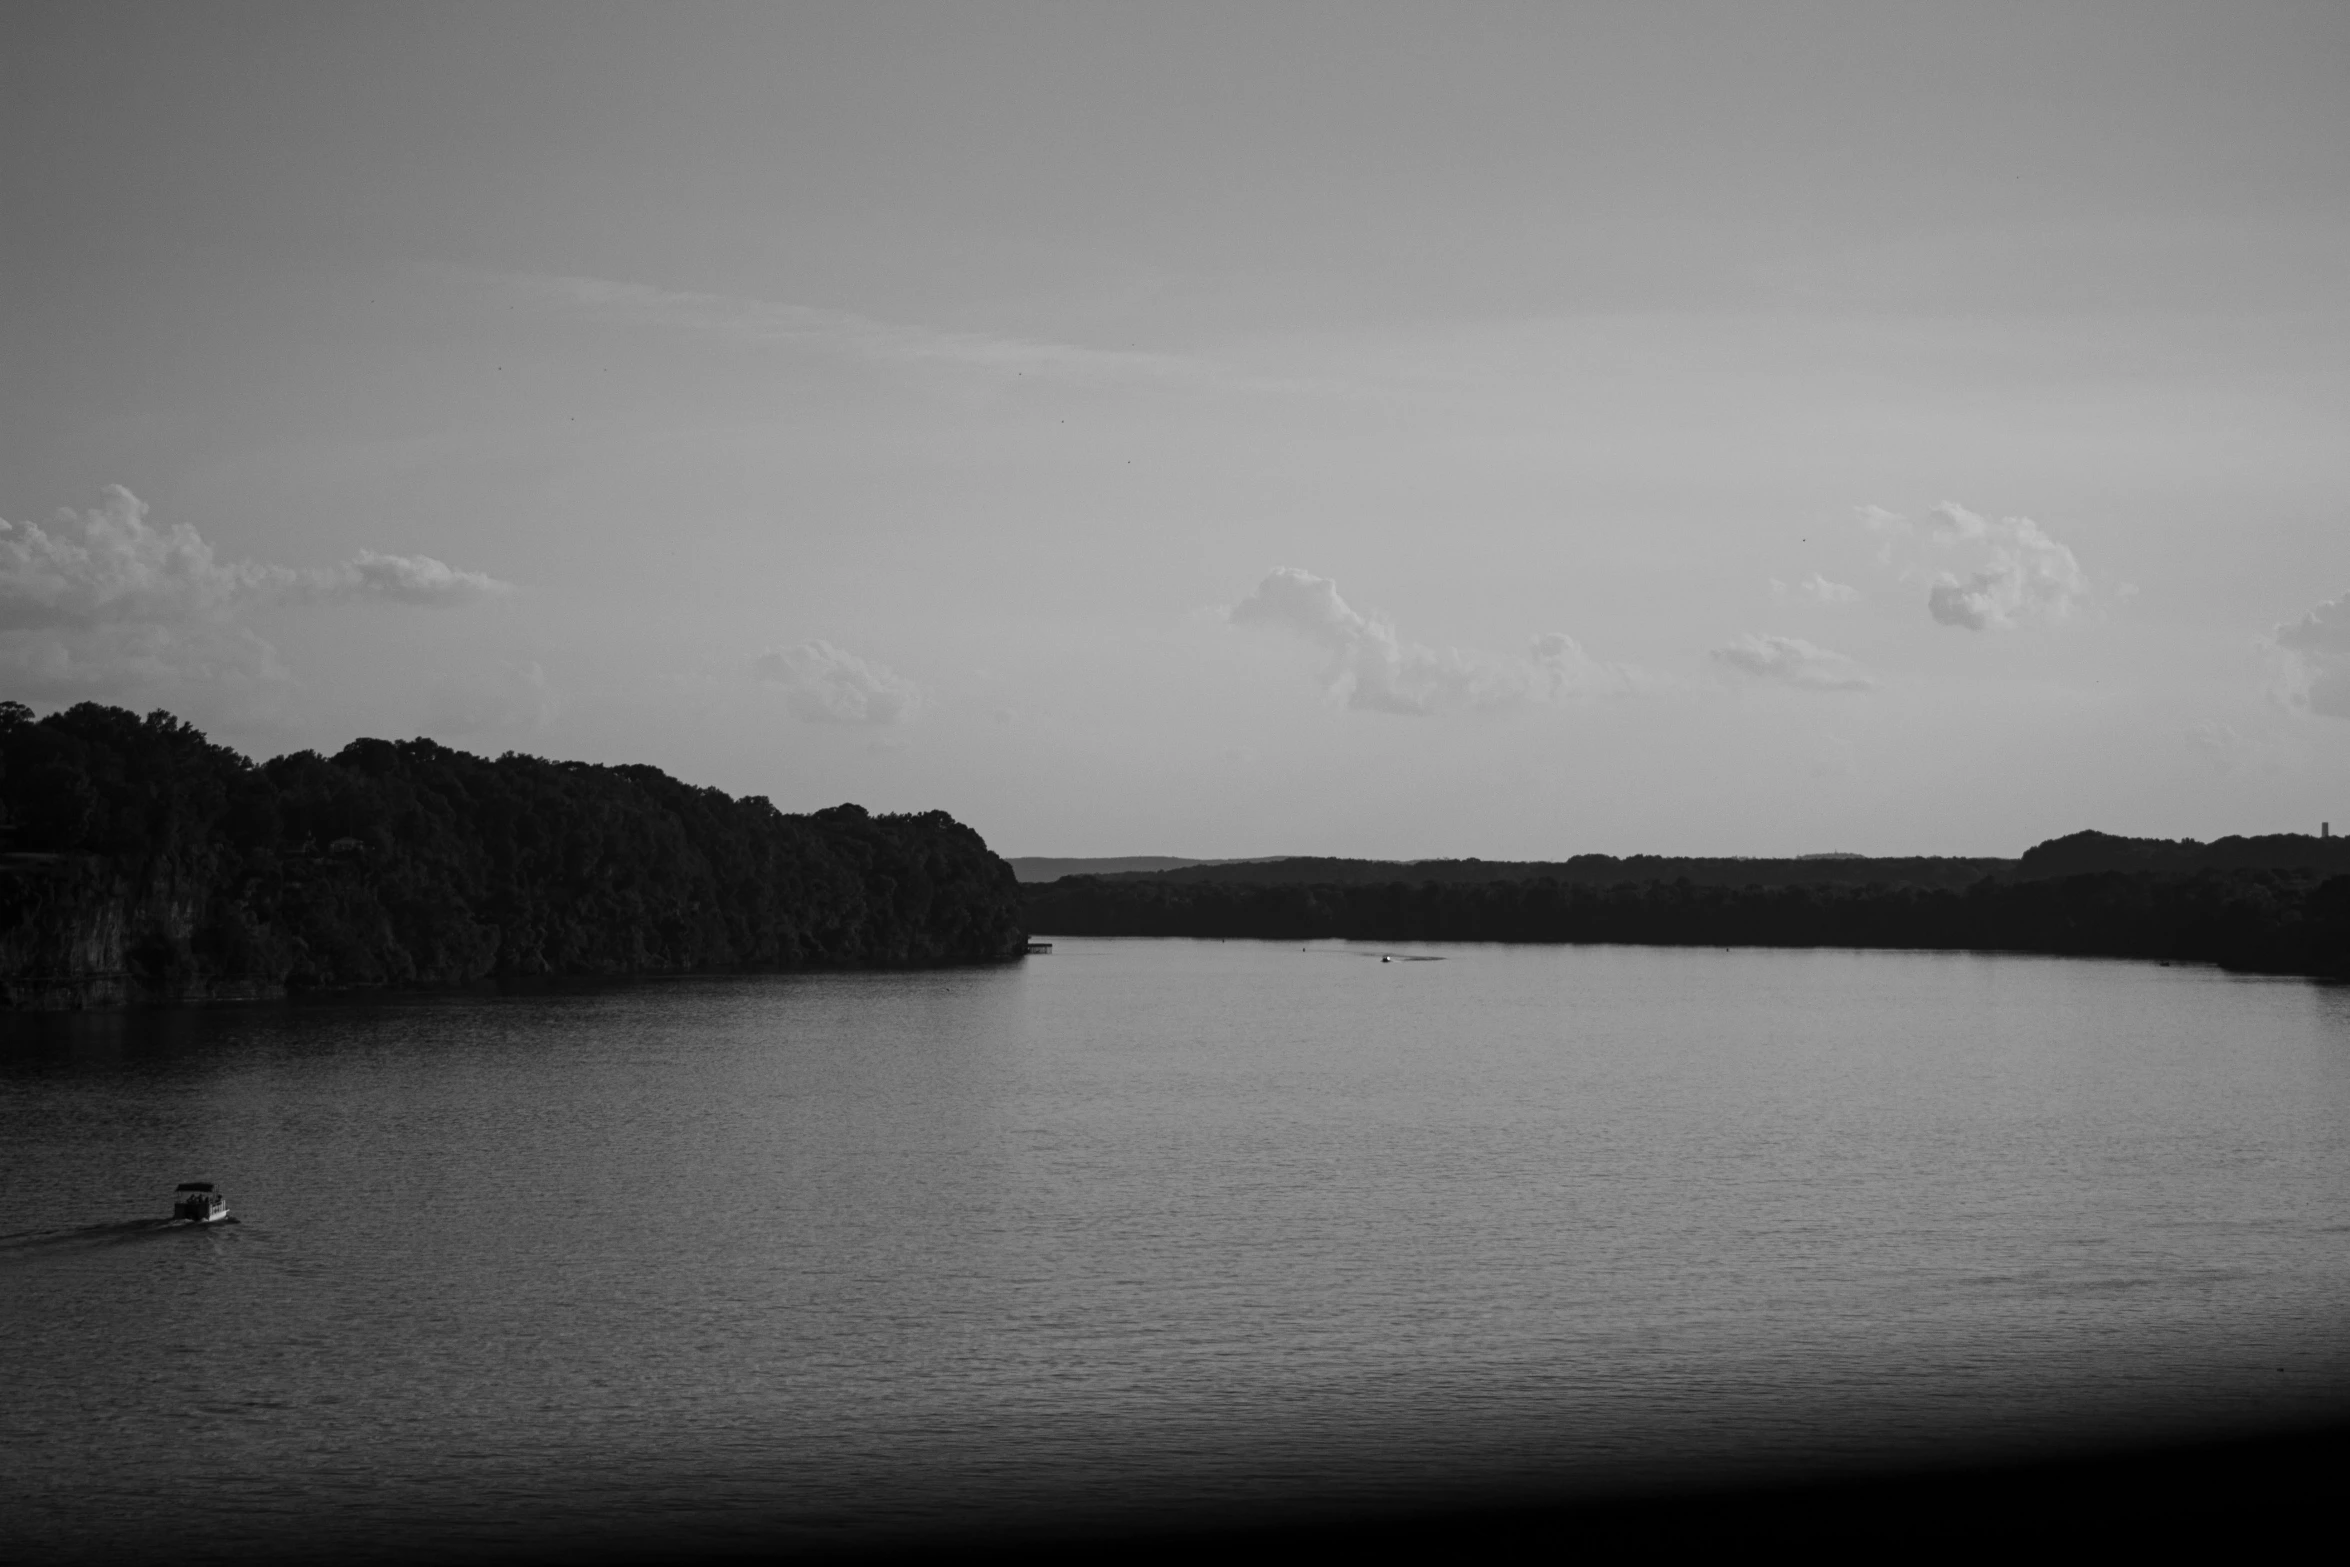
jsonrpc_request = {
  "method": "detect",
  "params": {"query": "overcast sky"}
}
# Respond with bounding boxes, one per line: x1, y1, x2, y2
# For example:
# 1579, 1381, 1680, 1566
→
5, 2, 2347, 857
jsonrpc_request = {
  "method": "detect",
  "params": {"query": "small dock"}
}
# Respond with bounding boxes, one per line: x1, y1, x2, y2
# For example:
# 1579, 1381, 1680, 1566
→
1024, 940, 1053, 954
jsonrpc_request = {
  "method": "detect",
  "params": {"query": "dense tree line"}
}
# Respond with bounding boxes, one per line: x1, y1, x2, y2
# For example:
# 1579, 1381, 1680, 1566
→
1084, 853, 2012, 890
2015, 829, 2350, 879
0, 702, 1025, 1006
1027, 860, 2350, 978
1059, 833, 2350, 893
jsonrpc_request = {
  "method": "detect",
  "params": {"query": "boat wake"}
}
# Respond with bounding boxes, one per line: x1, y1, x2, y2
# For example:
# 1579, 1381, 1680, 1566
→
1301, 949, 1447, 962
0, 1216, 237, 1262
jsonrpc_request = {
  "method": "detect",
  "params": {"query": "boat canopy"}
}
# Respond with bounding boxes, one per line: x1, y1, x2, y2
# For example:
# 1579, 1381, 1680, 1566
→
175, 1182, 215, 1192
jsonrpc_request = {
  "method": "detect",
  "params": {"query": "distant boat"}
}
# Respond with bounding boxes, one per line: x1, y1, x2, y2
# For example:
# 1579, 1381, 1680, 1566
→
171, 1182, 229, 1224
1381, 955, 1393, 963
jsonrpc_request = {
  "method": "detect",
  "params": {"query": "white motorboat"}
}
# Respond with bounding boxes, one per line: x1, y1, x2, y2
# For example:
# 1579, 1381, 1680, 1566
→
171, 1182, 230, 1224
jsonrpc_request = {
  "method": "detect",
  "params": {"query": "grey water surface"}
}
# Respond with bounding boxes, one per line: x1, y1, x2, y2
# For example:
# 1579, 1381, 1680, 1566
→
7, 939, 2350, 1560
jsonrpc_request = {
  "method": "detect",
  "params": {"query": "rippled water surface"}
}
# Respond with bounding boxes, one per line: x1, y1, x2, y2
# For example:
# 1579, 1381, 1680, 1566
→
8, 940, 2350, 1559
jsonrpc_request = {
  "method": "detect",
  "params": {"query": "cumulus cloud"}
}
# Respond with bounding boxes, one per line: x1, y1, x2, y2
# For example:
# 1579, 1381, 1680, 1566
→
0, 487, 510, 625
0, 487, 510, 720
1921, 502, 2090, 631
1855, 503, 1908, 563
2273, 592, 2350, 718
1772, 572, 1857, 604
0, 485, 252, 626
753, 640, 923, 725
1228, 567, 1639, 714
286, 550, 509, 608
1806, 573, 1857, 604
1861, 501, 2090, 631
1709, 633, 1874, 691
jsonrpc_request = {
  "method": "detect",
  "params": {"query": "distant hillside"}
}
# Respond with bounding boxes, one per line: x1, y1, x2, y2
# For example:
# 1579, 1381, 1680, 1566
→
1038, 833, 2350, 892
1009, 855, 1302, 882
1025, 833, 2350, 978
1010, 856, 1213, 883
1088, 853, 2013, 890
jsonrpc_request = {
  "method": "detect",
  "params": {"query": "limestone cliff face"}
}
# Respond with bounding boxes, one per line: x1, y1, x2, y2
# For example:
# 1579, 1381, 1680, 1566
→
2, 815, 1029, 1010
0, 854, 284, 1008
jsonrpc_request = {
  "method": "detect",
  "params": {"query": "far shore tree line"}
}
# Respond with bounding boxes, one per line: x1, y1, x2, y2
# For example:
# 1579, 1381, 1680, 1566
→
1023, 836, 2350, 978
5, 700, 2345, 1002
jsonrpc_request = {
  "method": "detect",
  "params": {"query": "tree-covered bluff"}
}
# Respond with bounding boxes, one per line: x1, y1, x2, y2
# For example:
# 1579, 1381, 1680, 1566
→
0, 702, 1026, 1008
1026, 833, 2350, 979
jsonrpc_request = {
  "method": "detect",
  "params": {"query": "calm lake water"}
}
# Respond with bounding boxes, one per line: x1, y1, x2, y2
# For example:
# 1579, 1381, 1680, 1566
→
8, 939, 2350, 1559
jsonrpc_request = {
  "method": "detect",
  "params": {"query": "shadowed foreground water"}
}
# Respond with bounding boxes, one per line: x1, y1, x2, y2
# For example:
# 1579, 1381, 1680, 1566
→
6, 940, 2350, 1559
